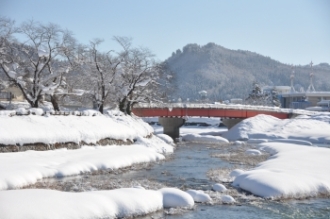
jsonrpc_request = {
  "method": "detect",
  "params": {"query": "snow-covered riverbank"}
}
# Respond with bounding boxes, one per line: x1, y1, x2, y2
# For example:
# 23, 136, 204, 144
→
0, 109, 193, 219
1, 110, 330, 218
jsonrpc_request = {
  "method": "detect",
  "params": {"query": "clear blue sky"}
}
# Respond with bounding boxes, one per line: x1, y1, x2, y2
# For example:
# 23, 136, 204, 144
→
1, 0, 329, 65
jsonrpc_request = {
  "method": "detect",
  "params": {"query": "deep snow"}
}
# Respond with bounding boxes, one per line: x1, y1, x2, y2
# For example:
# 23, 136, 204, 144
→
1, 109, 330, 218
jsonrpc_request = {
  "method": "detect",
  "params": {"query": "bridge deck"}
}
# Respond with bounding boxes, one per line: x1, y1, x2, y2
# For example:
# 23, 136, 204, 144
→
132, 103, 292, 119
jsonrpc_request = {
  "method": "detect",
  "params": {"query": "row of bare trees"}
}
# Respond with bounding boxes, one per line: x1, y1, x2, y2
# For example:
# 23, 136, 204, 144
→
0, 17, 169, 114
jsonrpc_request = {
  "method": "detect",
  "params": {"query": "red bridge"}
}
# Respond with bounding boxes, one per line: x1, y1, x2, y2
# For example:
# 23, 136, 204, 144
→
132, 103, 290, 119
132, 103, 296, 139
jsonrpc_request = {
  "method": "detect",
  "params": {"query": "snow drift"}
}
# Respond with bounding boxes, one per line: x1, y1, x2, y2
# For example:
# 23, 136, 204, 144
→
222, 114, 330, 144
232, 142, 330, 199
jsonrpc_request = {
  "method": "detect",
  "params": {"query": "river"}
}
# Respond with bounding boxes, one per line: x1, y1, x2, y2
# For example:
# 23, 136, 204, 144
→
34, 140, 330, 218
29, 123, 330, 218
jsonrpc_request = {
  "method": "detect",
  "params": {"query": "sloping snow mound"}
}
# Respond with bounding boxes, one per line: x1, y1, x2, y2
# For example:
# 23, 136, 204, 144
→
233, 142, 330, 199
29, 108, 44, 115
115, 114, 154, 137
16, 107, 29, 115
247, 139, 268, 144
135, 135, 174, 154
269, 139, 313, 146
222, 114, 280, 141
182, 133, 229, 144
0, 188, 163, 219
222, 114, 330, 144
230, 169, 245, 179
0, 110, 16, 116
156, 134, 174, 145
0, 145, 165, 190
82, 109, 101, 116
0, 113, 153, 145
132, 185, 145, 190
234, 140, 246, 145
245, 149, 262, 155
186, 190, 212, 203
221, 195, 235, 203
106, 109, 125, 117
212, 183, 227, 192
159, 188, 195, 208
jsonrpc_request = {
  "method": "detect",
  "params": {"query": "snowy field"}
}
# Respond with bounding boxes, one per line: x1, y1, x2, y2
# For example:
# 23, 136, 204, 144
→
1, 109, 330, 218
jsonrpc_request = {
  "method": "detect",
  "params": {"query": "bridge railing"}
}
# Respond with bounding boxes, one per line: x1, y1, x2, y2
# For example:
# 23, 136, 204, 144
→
134, 103, 322, 116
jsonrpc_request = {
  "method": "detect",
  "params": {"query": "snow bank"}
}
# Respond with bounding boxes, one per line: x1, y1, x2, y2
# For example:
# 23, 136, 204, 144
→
247, 139, 268, 144
135, 135, 174, 154
156, 134, 174, 145
269, 139, 313, 146
182, 133, 229, 144
230, 169, 245, 178
159, 188, 194, 208
0, 112, 152, 145
221, 195, 236, 203
245, 149, 262, 155
212, 183, 227, 192
0, 142, 165, 190
222, 114, 330, 144
186, 189, 212, 203
233, 142, 330, 199
0, 188, 163, 219
29, 108, 44, 115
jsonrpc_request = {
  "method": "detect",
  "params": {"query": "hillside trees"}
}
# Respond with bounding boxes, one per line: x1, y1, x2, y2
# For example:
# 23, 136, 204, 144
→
155, 61, 177, 102
165, 43, 330, 102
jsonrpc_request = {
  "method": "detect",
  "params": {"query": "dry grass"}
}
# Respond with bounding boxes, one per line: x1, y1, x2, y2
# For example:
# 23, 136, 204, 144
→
211, 153, 270, 166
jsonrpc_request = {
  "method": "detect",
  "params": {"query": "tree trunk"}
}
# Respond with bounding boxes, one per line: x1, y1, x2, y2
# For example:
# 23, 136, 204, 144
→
31, 101, 38, 108
126, 101, 132, 115
99, 103, 104, 114
50, 95, 60, 111
119, 97, 127, 114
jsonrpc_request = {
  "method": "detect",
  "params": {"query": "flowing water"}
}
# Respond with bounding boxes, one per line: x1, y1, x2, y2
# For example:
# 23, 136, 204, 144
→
38, 142, 330, 218
134, 143, 330, 219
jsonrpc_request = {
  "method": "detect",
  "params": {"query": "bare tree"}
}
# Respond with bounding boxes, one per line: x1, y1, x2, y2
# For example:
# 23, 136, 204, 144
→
0, 20, 74, 109
81, 39, 121, 113
0, 17, 17, 89
114, 37, 159, 114
48, 30, 79, 110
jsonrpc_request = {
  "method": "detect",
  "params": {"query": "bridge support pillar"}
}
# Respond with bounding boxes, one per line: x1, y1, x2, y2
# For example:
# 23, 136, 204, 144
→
222, 118, 244, 129
158, 117, 185, 140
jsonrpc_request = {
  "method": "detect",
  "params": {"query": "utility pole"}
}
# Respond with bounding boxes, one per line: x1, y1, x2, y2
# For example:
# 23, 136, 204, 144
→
307, 61, 315, 92
290, 64, 296, 92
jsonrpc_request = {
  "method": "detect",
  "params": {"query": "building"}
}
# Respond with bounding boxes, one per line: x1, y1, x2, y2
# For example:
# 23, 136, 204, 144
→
0, 86, 24, 101
280, 91, 330, 109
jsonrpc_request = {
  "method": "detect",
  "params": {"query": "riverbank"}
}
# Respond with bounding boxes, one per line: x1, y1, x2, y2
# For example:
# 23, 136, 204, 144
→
1, 110, 330, 218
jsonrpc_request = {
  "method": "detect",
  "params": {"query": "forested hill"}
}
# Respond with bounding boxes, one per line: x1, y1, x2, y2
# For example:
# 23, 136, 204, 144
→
164, 43, 330, 102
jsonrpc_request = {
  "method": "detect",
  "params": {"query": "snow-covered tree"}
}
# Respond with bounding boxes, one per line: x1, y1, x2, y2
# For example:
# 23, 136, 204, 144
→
0, 17, 16, 90
86, 39, 121, 113
245, 82, 281, 106
0, 20, 75, 109
245, 81, 265, 105
265, 88, 281, 107
114, 37, 159, 115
